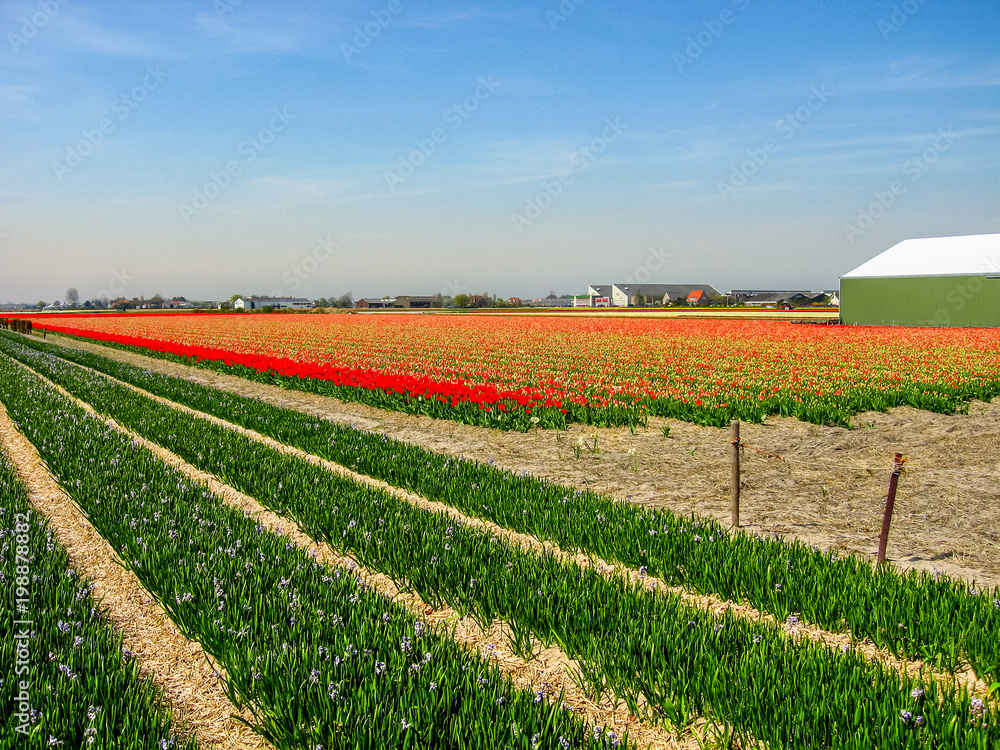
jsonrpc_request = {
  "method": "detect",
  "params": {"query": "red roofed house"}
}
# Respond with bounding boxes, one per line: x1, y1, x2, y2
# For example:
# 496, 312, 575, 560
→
686, 289, 708, 306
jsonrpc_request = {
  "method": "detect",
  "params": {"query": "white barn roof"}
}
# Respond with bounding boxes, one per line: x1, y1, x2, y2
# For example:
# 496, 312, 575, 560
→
843, 233, 1000, 279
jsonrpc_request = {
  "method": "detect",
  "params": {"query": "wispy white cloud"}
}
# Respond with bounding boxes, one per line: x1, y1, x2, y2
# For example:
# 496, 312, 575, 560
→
784, 127, 1000, 157
242, 174, 358, 203
398, 7, 533, 29
193, 13, 302, 54
48, 11, 163, 58
853, 55, 1000, 93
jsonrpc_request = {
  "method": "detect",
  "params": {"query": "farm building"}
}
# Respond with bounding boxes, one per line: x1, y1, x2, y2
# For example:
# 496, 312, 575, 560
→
742, 292, 830, 308
612, 283, 721, 307
840, 233, 1000, 327
235, 296, 313, 310
585, 283, 722, 307
733, 289, 812, 305
356, 296, 438, 309
393, 295, 435, 309
356, 298, 395, 309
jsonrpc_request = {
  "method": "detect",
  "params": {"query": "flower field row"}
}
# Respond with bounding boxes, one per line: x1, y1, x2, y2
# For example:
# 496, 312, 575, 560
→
0, 446, 194, 749
2, 334, 996, 748
6, 330, 999, 687
0, 352, 619, 749
32, 313, 1000, 429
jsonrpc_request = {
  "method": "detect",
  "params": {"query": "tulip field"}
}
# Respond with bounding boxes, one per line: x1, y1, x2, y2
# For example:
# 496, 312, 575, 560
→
30, 312, 1000, 430
0, 336, 619, 750
1, 449, 194, 748
1, 328, 998, 749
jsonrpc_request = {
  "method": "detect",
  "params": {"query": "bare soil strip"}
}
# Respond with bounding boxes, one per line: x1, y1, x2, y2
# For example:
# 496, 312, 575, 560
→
20, 361, 703, 750
48, 353, 994, 700
0, 401, 269, 750
47, 333, 1000, 589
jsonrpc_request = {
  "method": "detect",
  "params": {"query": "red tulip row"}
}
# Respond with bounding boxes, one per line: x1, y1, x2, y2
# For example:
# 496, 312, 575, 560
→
29, 313, 1000, 429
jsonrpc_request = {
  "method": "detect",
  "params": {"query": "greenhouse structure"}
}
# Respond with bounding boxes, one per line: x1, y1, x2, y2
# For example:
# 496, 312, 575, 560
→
840, 233, 1000, 327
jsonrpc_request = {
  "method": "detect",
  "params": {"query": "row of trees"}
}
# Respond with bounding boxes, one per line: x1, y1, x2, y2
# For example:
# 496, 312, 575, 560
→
40, 289, 609, 312
38, 291, 357, 311
313, 293, 354, 309
47, 289, 188, 310
448, 292, 532, 308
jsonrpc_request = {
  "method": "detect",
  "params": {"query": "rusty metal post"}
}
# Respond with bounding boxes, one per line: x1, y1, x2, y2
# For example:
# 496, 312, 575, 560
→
730, 420, 740, 528
876, 453, 905, 564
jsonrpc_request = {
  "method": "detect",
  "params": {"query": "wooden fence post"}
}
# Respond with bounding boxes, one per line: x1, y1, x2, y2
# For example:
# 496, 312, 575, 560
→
876, 453, 905, 564
730, 420, 740, 528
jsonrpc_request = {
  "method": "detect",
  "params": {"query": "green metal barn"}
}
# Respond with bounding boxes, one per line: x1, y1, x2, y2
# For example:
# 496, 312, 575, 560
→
840, 233, 1000, 327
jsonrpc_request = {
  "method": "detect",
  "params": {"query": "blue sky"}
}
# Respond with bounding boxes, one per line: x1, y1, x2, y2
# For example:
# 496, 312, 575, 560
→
2, 0, 998, 303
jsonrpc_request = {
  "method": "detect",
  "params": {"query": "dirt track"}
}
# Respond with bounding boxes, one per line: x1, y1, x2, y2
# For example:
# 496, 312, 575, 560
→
50, 334, 1000, 589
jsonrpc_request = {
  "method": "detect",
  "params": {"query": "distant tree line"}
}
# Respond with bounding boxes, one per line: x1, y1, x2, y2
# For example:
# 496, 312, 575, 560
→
314, 292, 355, 308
